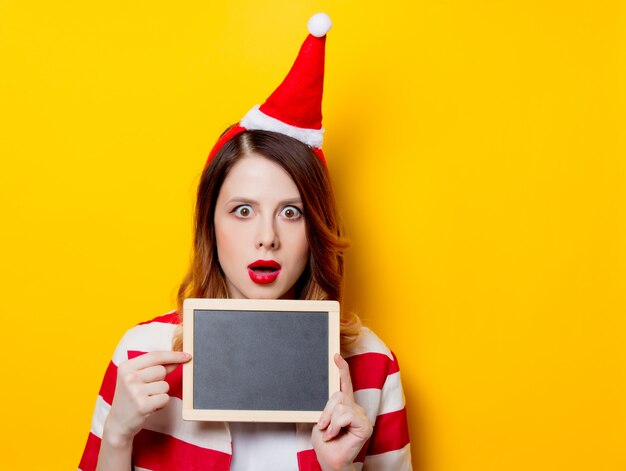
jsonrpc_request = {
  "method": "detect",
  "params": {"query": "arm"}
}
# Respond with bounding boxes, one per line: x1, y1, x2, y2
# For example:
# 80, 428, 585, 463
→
95, 421, 133, 471
362, 351, 412, 470
79, 350, 191, 471
96, 350, 191, 471
311, 354, 374, 471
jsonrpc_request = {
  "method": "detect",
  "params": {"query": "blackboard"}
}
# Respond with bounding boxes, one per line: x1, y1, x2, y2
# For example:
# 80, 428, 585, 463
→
182, 298, 340, 422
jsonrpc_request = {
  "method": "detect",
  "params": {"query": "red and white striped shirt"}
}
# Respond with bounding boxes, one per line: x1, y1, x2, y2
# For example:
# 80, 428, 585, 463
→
78, 312, 412, 470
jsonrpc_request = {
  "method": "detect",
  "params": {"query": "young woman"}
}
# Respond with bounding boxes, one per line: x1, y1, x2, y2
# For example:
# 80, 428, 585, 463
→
79, 14, 411, 471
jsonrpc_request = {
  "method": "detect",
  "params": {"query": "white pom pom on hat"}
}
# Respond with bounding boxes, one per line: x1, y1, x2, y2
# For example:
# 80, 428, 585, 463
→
307, 12, 332, 38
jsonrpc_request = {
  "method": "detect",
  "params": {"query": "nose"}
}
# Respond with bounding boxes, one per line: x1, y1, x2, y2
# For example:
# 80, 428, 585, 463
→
256, 215, 280, 250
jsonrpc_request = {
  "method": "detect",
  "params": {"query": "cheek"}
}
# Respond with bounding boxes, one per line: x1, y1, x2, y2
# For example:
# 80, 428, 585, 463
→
215, 230, 230, 258
214, 218, 238, 260
293, 226, 310, 265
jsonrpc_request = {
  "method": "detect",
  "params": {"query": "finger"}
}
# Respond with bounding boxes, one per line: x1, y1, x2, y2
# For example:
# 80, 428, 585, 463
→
324, 403, 372, 442
141, 380, 170, 397
142, 393, 170, 414
127, 351, 191, 370
136, 365, 168, 383
334, 353, 354, 398
317, 390, 348, 430
164, 362, 183, 375
322, 404, 352, 441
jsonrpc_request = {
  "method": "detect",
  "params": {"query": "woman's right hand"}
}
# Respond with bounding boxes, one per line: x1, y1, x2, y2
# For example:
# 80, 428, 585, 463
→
103, 351, 191, 447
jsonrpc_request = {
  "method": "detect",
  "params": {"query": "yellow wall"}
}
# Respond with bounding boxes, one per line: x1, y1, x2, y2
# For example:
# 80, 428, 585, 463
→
1, 1, 624, 469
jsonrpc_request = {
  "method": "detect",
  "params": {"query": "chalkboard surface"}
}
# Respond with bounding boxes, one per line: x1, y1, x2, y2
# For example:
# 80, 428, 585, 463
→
182, 298, 340, 422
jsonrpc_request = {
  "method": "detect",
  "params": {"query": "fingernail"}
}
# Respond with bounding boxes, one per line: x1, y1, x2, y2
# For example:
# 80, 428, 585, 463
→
184, 352, 192, 359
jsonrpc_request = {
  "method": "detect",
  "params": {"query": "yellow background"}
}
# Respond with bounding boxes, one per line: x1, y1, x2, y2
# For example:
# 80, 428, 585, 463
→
1, 1, 625, 469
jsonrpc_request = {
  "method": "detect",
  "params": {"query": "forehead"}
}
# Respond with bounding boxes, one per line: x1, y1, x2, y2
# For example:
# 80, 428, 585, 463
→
219, 153, 301, 199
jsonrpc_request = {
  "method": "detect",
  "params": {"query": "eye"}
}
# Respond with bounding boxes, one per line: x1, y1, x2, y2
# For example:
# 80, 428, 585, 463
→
279, 205, 303, 220
233, 204, 254, 218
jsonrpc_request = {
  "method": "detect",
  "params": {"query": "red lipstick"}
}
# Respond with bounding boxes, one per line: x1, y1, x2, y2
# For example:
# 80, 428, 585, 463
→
247, 260, 282, 285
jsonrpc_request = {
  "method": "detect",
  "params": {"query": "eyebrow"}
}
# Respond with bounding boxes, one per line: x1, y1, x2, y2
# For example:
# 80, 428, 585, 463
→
225, 197, 303, 206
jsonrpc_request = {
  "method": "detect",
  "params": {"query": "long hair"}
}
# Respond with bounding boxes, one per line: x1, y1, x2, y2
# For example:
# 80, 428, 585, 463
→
172, 130, 361, 352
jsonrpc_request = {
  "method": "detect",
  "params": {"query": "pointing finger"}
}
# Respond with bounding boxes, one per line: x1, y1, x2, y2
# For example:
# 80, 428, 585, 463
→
334, 353, 354, 399
126, 351, 191, 371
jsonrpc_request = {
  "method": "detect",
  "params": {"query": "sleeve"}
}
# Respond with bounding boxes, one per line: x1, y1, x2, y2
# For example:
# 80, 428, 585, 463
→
78, 342, 125, 471
362, 351, 412, 470
349, 349, 412, 470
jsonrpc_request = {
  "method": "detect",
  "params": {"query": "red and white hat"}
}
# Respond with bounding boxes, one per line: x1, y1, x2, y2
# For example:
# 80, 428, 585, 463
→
206, 13, 333, 167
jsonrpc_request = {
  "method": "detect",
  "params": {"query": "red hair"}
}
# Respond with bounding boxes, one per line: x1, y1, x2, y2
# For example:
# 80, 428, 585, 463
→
172, 130, 361, 352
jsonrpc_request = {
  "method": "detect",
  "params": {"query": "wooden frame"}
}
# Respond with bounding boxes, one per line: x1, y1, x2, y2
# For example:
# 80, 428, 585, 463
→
182, 298, 340, 422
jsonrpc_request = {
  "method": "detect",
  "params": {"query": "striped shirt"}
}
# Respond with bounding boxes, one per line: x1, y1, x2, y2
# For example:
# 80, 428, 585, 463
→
78, 312, 412, 470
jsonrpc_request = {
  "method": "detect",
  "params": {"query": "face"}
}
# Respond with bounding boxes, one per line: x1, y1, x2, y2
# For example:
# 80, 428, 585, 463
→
214, 153, 310, 299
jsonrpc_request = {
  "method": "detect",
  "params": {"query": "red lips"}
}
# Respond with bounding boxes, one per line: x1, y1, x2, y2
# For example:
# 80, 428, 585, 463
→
247, 260, 282, 284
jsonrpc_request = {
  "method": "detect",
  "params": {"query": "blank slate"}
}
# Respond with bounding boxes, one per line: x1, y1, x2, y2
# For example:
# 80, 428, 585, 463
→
182, 298, 340, 422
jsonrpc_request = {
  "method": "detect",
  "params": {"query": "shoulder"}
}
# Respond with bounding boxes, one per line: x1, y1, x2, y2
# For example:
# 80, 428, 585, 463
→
111, 310, 180, 365
346, 326, 394, 360
136, 311, 180, 326
344, 327, 401, 391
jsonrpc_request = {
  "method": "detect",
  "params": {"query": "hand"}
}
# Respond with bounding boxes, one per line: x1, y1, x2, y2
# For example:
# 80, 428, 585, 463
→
103, 351, 191, 447
312, 353, 373, 471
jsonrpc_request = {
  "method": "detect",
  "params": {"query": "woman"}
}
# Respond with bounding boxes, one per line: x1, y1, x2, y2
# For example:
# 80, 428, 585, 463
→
79, 14, 411, 471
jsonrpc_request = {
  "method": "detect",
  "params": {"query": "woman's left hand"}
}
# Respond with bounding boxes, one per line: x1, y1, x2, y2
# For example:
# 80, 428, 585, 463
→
311, 353, 373, 471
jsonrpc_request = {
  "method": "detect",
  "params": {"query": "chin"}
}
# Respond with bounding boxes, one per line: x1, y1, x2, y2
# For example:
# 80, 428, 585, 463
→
241, 284, 289, 300
248, 291, 280, 300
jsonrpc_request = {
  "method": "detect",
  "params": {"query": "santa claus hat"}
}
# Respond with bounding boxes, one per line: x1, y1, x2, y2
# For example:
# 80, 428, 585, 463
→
206, 13, 332, 166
